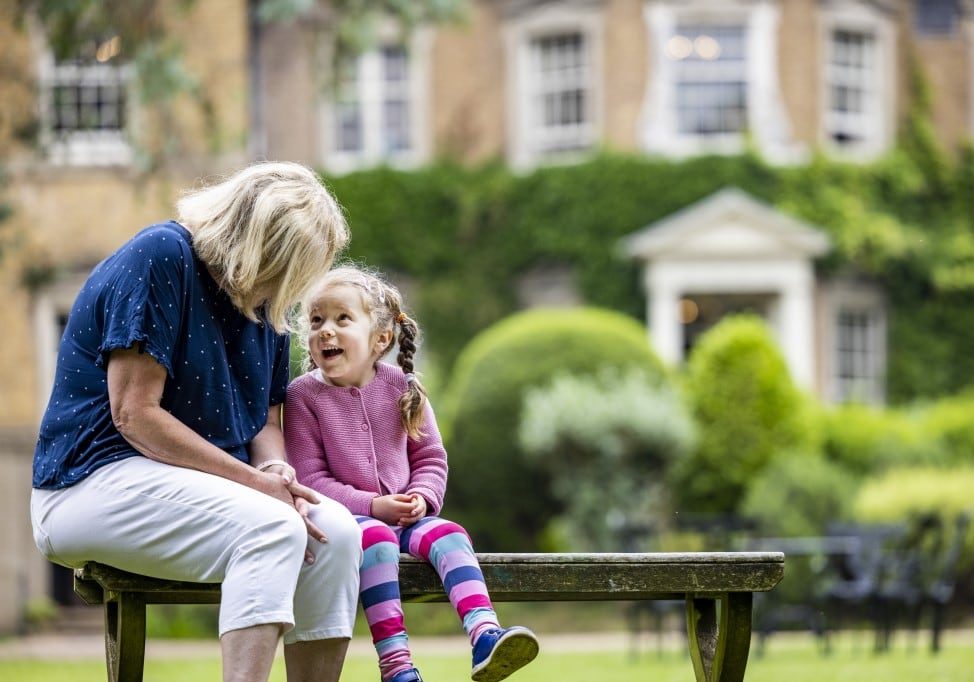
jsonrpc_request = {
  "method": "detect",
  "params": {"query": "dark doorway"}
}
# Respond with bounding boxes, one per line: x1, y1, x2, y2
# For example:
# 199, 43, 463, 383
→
680, 292, 777, 356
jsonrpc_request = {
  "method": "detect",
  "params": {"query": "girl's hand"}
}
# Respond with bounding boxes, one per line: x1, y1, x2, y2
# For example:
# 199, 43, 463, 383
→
398, 493, 427, 527
370, 494, 415, 524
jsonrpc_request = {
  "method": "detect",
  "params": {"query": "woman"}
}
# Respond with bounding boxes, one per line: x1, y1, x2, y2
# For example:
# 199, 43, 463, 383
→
29, 162, 361, 682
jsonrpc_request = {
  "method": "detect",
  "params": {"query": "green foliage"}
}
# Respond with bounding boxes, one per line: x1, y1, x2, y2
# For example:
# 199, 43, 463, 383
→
519, 369, 695, 550
674, 315, 815, 514
819, 403, 931, 475
742, 452, 858, 537
442, 307, 666, 551
915, 394, 974, 466
853, 467, 974, 523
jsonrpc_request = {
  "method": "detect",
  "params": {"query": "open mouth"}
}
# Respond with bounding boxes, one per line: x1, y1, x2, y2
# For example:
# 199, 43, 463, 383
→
321, 347, 343, 359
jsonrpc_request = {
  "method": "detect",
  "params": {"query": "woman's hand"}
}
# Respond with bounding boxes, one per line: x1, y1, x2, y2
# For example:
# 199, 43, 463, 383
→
398, 493, 427, 527
370, 494, 416, 525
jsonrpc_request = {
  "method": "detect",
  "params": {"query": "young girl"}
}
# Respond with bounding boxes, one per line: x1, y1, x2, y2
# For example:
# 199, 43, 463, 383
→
285, 266, 538, 682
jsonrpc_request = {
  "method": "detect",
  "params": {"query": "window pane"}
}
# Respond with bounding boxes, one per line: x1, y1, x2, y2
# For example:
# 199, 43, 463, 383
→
334, 57, 363, 153
673, 24, 748, 136
49, 63, 127, 134
530, 32, 591, 152
826, 29, 875, 147
381, 47, 411, 153
836, 309, 880, 402
915, 0, 958, 34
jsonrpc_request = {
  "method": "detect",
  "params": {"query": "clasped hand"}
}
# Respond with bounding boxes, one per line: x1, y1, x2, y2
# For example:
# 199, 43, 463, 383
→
371, 493, 427, 527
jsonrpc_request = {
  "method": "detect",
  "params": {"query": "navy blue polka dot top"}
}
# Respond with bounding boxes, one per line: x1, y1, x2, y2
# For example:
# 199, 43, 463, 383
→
32, 221, 290, 489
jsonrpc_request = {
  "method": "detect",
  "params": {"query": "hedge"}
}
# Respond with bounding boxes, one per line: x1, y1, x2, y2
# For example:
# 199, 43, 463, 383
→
322, 146, 974, 402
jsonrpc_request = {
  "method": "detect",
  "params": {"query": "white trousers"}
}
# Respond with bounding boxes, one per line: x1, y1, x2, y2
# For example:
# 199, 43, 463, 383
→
30, 456, 362, 642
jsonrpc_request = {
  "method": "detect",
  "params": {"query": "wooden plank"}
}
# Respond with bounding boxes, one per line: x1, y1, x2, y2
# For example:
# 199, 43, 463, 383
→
78, 553, 784, 605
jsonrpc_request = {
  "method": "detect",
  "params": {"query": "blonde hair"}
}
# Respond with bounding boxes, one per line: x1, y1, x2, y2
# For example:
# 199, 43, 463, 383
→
177, 162, 349, 332
299, 265, 429, 439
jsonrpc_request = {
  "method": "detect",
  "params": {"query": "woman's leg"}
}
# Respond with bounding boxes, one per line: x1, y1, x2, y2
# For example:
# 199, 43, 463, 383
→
31, 457, 308, 679
357, 516, 415, 680
283, 497, 362, 682
399, 517, 500, 645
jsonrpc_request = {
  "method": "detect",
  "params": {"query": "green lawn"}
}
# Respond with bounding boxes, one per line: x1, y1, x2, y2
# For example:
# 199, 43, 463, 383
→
3, 632, 973, 681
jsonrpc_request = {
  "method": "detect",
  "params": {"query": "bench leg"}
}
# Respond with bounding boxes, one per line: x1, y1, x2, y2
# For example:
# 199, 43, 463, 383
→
686, 593, 753, 682
104, 592, 147, 682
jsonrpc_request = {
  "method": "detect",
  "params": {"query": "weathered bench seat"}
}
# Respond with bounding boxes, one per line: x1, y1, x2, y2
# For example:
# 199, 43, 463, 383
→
75, 551, 784, 682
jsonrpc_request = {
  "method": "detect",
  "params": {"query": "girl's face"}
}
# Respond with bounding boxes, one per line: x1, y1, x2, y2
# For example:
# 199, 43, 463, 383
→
307, 284, 392, 387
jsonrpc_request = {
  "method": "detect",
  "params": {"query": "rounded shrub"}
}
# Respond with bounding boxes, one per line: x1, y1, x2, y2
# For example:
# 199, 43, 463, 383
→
442, 307, 667, 551
519, 369, 696, 550
673, 314, 816, 514
742, 451, 859, 537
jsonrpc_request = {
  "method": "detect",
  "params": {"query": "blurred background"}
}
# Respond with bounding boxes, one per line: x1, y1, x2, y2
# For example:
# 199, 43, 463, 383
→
1, 0, 973, 670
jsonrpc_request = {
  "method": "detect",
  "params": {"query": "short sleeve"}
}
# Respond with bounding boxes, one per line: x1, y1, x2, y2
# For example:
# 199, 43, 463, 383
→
94, 229, 187, 376
269, 334, 291, 405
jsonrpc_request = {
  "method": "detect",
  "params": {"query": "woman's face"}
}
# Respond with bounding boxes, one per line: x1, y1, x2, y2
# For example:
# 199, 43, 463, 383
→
307, 284, 391, 387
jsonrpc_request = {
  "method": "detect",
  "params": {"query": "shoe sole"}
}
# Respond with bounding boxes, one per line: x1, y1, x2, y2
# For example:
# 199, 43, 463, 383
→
471, 631, 540, 682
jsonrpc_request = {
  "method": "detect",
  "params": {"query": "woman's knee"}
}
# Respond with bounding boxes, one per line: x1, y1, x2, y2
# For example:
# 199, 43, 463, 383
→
308, 503, 363, 559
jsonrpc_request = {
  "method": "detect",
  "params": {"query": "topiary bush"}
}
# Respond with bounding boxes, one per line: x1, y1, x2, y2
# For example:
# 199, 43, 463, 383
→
673, 314, 816, 514
519, 369, 696, 550
441, 307, 667, 551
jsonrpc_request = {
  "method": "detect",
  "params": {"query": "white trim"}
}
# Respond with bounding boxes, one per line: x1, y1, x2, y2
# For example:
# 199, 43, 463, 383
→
319, 27, 433, 174
644, 258, 818, 387
818, 1, 896, 160
37, 49, 135, 167
640, 0, 799, 162
503, 2, 604, 170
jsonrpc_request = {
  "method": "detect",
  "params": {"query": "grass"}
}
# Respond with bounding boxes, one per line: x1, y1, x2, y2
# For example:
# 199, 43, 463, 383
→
3, 631, 974, 681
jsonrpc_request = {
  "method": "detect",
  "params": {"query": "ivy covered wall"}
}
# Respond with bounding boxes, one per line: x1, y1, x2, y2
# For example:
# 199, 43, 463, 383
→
324, 139, 974, 404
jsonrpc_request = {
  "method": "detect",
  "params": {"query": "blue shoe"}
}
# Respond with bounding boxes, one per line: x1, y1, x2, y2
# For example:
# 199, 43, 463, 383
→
386, 668, 423, 682
471, 626, 539, 682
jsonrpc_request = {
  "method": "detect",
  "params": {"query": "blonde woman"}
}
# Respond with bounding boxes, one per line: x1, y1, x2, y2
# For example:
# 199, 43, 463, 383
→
30, 162, 362, 682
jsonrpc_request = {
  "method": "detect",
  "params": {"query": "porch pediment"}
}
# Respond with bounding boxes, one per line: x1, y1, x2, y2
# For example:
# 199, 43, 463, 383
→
622, 187, 830, 261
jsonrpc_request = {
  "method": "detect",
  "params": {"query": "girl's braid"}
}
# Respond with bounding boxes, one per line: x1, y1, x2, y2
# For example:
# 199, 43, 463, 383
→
394, 307, 428, 439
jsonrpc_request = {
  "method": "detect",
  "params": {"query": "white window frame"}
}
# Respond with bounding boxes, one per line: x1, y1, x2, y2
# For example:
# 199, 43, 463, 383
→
319, 27, 432, 174
819, 1, 896, 160
504, 2, 603, 170
823, 284, 886, 405
641, 0, 797, 162
37, 49, 134, 167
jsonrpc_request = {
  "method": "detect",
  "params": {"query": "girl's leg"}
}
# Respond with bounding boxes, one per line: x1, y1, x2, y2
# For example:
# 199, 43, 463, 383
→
399, 517, 500, 645
357, 516, 415, 680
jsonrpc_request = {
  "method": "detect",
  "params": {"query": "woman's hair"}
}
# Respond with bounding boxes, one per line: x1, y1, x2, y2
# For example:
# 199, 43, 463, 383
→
176, 161, 349, 333
300, 265, 429, 439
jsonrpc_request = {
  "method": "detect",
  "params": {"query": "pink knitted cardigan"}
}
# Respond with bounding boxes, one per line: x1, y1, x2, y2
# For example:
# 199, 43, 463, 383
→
284, 362, 448, 517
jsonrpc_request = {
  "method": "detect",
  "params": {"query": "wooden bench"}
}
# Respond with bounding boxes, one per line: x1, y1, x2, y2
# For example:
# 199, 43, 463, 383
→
74, 551, 784, 682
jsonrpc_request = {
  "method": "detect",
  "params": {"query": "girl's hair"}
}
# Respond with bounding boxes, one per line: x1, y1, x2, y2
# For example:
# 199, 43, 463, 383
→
300, 265, 429, 439
177, 161, 349, 333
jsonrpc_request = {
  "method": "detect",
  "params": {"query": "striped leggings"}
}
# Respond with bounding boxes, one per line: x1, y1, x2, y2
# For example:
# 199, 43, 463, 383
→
358, 515, 500, 680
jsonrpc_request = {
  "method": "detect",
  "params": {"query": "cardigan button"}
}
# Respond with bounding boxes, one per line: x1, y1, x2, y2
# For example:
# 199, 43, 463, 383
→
350, 387, 360, 397
360, 423, 369, 431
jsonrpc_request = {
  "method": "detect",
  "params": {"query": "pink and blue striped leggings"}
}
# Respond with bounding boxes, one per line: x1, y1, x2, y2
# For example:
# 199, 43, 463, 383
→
357, 515, 500, 680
